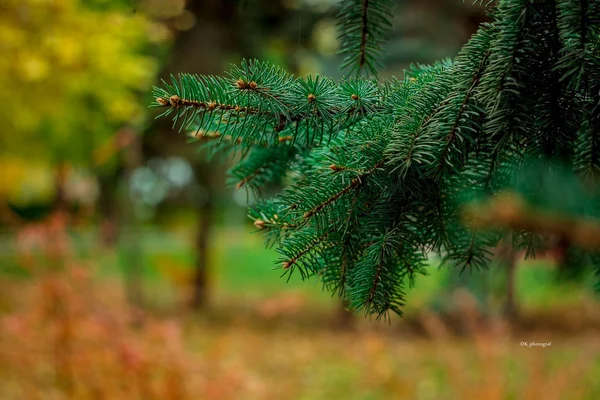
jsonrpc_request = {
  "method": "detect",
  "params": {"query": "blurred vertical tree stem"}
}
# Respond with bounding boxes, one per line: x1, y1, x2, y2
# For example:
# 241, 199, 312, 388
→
192, 181, 213, 309
54, 161, 69, 216
120, 127, 145, 313
504, 254, 518, 321
98, 167, 122, 246
335, 299, 354, 329
498, 236, 518, 321
145, 0, 244, 310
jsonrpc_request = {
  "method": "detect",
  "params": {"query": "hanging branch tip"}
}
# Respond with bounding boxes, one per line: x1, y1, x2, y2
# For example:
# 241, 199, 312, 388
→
156, 97, 170, 106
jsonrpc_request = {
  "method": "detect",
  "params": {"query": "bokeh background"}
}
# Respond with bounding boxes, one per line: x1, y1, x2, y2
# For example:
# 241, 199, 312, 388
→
1, 0, 599, 399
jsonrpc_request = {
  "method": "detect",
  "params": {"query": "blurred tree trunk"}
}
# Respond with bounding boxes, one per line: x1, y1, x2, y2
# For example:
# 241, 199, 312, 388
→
498, 238, 518, 321
504, 252, 518, 321
98, 168, 121, 246
334, 300, 354, 329
54, 160, 69, 215
120, 128, 144, 310
190, 162, 214, 308
144, 0, 243, 310
191, 191, 213, 308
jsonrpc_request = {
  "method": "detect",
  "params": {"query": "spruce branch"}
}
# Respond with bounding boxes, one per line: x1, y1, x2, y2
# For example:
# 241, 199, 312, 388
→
277, 229, 334, 280
190, 130, 293, 147
556, 0, 600, 91
152, 0, 600, 318
434, 50, 491, 176
153, 61, 390, 150
227, 146, 298, 192
367, 234, 389, 308
302, 160, 384, 219
337, 0, 395, 76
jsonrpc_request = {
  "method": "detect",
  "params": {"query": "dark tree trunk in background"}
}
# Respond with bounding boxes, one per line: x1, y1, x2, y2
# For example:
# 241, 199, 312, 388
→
504, 253, 518, 321
334, 300, 354, 329
98, 167, 121, 246
120, 128, 144, 310
499, 239, 519, 321
192, 197, 213, 308
54, 161, 69, 215
144, 0, 246, 310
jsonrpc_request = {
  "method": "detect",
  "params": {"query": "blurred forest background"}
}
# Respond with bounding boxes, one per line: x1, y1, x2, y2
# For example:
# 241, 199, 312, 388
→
0, 0, 599, 399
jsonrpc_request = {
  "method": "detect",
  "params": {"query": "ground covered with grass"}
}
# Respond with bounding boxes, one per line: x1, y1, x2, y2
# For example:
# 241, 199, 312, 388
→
1, 225, 600, 399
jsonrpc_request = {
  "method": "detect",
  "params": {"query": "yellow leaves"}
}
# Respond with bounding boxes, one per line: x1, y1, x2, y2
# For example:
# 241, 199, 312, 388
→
118, 55, 157, 89
108, 96, 138, 122
0, 156, 55, 203
18, 53, 50, 82
47, 35, 82, 67
0, 0, 168, 165
0, 23, 26, 48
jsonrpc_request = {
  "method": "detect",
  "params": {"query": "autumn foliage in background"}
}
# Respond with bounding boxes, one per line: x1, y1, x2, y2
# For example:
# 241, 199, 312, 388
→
0, 0, 164, 205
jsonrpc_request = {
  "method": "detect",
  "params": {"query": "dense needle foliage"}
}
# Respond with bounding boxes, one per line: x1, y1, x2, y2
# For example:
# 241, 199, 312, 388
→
152, 0, 600, 319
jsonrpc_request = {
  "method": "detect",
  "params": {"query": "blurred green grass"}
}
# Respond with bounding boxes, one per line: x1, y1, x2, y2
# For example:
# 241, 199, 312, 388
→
109, 226, 600, 315
1, 225, 598, 313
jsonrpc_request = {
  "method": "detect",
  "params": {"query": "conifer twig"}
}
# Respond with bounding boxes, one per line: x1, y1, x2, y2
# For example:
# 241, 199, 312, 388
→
303, 160, 384, 219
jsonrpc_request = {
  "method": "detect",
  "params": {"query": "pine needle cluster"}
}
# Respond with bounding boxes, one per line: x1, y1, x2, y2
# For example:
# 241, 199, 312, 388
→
152, 0, 600, 319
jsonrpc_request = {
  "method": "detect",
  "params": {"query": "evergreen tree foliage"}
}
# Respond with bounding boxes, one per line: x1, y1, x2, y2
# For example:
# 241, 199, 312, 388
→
337, 0, 395, 75
152, 0, 600, 319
